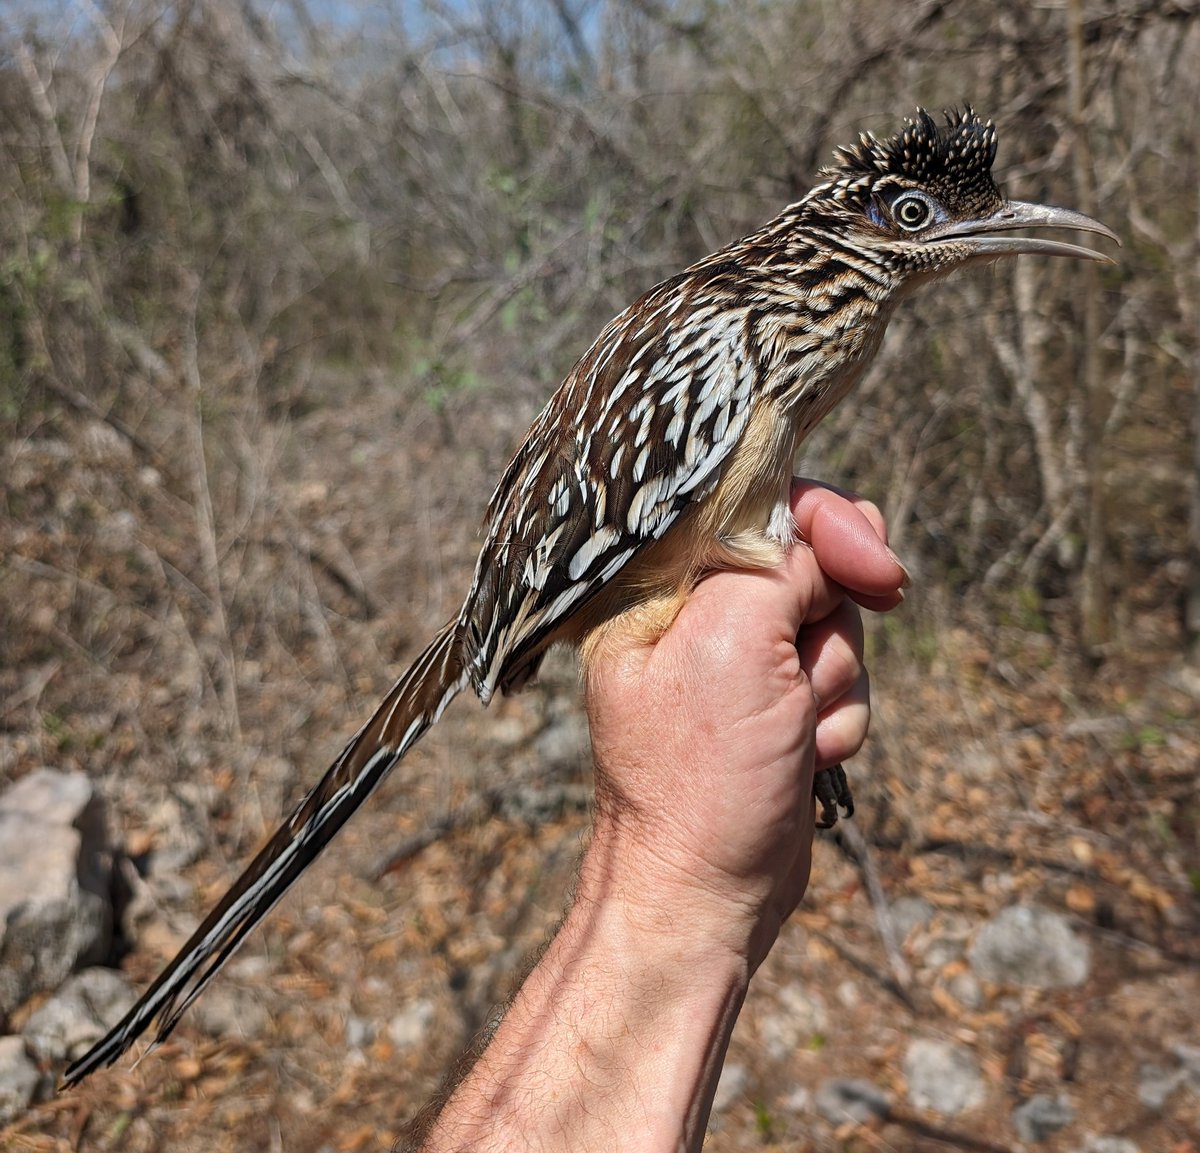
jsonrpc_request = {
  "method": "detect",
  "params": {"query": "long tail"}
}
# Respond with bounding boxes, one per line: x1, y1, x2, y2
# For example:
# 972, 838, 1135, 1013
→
63, 622, 467, 1087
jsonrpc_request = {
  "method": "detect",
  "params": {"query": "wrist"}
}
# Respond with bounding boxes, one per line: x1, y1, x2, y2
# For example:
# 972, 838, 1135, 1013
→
422, 820, 757, 1153
529, 831, 755, 1151
583, 803, 796, 974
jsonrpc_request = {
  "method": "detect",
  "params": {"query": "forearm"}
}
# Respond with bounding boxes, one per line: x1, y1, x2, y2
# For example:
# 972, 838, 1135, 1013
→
419, 821, 756, 1153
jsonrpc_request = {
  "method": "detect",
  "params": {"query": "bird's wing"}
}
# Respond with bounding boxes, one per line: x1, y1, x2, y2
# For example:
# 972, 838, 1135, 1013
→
462, 273, 758, 698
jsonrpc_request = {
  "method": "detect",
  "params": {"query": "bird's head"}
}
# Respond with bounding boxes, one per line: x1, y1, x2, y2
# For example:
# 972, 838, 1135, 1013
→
795, 107, 1117, 281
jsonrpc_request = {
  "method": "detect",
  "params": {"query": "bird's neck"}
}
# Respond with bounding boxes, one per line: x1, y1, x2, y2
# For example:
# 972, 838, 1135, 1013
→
752, 265, 899, 428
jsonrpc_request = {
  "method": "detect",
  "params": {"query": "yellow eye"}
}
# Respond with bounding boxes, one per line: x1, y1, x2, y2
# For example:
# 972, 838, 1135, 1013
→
893, 192, 934, 231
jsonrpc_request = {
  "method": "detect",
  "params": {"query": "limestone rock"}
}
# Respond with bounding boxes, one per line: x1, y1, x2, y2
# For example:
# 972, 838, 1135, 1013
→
814, 1077, 891, 1124
387, 998, 435, 1049
0, 1035, 40, 1125
0, 769, 114, 1016
968, 904, 1089, 988
903, 1038, 985, 1115
1075, 1136, 1140, 1153
1013, 1092, 1075, 1142
23, 967, 136, 1063
761, 983, 827, 1060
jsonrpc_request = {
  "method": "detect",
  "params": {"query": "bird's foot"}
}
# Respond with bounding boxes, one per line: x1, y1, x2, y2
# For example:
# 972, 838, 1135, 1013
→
814, 763, 854, 829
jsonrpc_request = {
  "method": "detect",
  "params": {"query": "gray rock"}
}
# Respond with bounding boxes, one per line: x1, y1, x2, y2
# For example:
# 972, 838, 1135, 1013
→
712, 1062, 751, 1113
1136, 1062, 1186, 1109
497, 782, 590, 825
814, 1077, 890, 1124
835, 979, 861, 1009
889, 896, 935, 939
959, 743, 1003, 779
387, 998, 435, 1049
968, 905, 1089, 988
193, 982, 270, 1042
903, 1039, 985, 1115
761, 983, 827, 1060
533, 711, 589, 772
945, 969, 984, 1010
0, 769, 113, 1015
779, 1085, 812, 1114
923, 935, 967, 969
0, 1035, 40, 1125
1173, 1041, 1200, 1087
345, 1015, 374, 1049
1013, 1093, 1075, 1142
23, 967, 136, 1062
1075, 1137, 1140, 1153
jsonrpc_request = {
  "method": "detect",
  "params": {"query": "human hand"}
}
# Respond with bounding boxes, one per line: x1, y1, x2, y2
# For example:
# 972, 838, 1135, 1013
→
582, 479, 907, 969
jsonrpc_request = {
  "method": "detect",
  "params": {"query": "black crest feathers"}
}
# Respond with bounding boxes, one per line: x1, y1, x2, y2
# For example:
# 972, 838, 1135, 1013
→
820, 107, 1001, 215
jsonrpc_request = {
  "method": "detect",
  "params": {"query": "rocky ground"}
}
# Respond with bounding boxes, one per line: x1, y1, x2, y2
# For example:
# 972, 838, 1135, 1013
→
1, 377, 1197, 1152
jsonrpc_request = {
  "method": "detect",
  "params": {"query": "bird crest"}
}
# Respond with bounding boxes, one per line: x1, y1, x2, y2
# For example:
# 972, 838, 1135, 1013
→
819, 107, 1000, 216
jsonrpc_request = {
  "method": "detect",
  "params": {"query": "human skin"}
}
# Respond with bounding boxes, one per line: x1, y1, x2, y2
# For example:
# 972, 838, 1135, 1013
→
418, 480, 907, 1153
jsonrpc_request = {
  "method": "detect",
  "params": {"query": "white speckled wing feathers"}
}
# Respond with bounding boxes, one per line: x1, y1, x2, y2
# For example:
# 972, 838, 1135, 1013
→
462, 283, 759, 700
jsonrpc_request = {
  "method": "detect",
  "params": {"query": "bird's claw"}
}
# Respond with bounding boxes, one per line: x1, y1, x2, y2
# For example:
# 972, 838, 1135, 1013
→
814, 763, 854, 829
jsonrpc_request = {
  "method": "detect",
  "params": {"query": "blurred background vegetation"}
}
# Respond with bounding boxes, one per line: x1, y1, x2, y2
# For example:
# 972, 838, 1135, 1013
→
3, 0, 1197, 659
1, 1, 1198, 1148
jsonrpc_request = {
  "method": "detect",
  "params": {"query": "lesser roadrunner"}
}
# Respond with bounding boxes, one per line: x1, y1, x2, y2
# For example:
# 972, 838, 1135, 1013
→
64, 107, 1116, 1086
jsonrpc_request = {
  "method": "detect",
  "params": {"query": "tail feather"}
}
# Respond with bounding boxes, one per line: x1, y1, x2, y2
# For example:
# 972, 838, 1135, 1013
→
62, 622, 466, 1087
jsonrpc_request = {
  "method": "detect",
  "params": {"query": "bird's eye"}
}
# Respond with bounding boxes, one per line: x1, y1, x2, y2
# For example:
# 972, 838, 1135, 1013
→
892, 192, 935, 232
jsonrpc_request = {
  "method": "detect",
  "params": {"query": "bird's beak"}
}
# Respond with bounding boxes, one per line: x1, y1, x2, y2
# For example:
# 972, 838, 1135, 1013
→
928, 201, 1120, 264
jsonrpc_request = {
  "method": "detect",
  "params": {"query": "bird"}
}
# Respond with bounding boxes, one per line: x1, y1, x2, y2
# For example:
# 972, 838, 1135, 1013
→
63, 106, 1116, 1086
